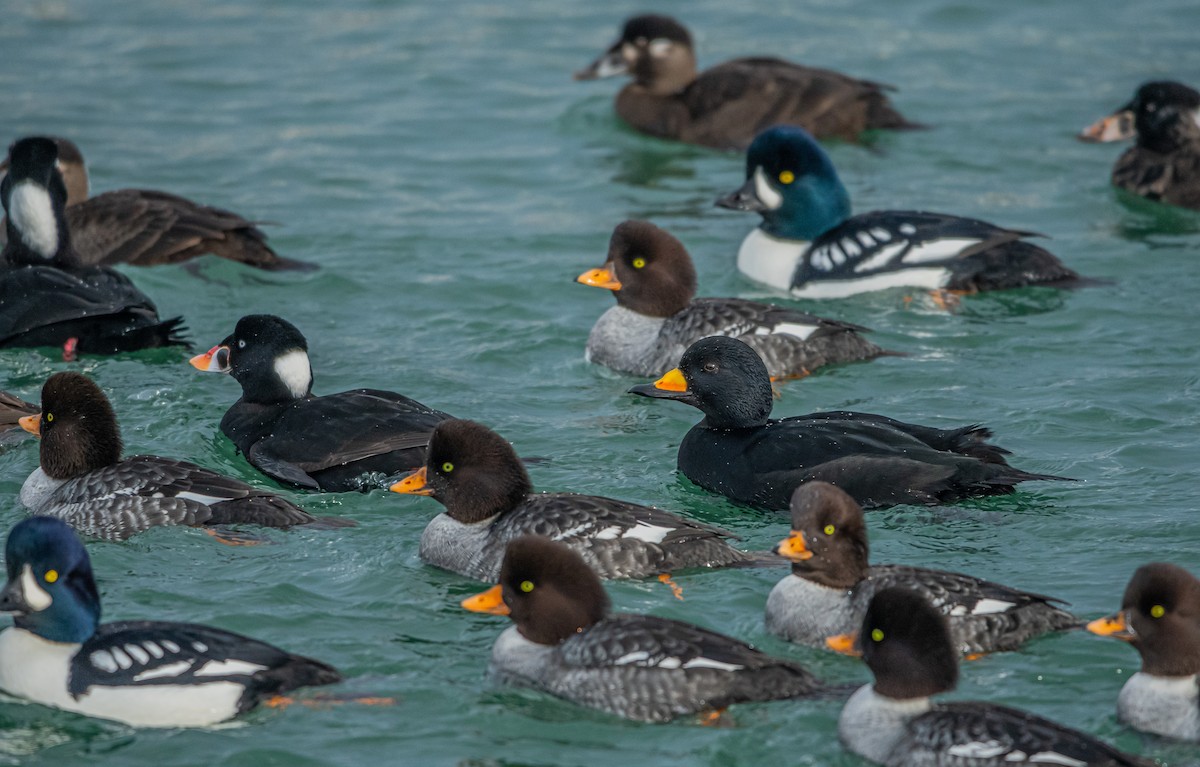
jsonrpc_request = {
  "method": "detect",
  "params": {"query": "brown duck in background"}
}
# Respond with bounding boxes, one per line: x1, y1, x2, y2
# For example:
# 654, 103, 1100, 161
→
0, 137, 315, 271
575, 14, 920, 150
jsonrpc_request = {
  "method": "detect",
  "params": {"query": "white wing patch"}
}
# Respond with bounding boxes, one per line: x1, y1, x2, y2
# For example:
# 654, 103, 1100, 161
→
8, 180, 58, 257
682, 657, 744, 672
176, 491, 233, 505
90, 650, 120, 673
971, 599, 1016, 615
756, 322, 818, 340
132, 660, 194, 682
193, 659, 269, 677
622, 523, 675, 544
613, 651, 651, 666
124, 644, 150, 665
901, 237, 982, 264
947, 741, 1008, 759
1028, 752, 1087, 767
853, 242, 908, 273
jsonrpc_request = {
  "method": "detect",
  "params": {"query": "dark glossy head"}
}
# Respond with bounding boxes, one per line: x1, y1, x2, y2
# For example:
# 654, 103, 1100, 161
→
1089, 563, 1200, 677
24, 372, 122, 479
859, 587, 958, 700
629, 336, 774, 429
496, 536, 610, 645
390, 419, 532, 523
190, 314, 313, 404
715, 126, 851, 240
575, 14, 696, 92
774, 482, 869, 588
577, 220, 697, 318
0, 517, 101, 643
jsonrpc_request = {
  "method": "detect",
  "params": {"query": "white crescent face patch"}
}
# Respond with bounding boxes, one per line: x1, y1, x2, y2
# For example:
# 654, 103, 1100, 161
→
752, 166, 784, 211
19, 564, 53, 612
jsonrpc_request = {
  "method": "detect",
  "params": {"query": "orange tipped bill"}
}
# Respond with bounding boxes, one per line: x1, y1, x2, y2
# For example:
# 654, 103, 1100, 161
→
825, 632, 861, 657
18, 414, 40, 437
190, 345, 231, 373
462, 584, 510, 615
1086, 611, 1134, 641
576, 265, 622, 290
1079, 110, 1136, 143
773, 531, 813, 561
390, 466, 432, 495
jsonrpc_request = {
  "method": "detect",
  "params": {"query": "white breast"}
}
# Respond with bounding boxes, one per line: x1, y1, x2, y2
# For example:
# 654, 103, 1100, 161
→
838, 685, 932, 764
20, 467, 65, 511
736, 228, 806, 291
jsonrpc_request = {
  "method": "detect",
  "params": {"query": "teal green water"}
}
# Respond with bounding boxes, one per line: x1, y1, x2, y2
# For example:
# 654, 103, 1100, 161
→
2, 0, 1199, 764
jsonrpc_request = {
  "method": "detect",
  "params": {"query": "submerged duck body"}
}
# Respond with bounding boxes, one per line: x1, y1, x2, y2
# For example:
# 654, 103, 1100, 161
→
0, 517, 340, 727
832, 588, 1154, 767
1081, 81, 1200, 210
717, 126, 1079, 297
1088, 563, 1200, 741
463, 536, 824, 722
392, 419, 757, 581
19, 372, 326, 541
1, 137, 314, 270
629, 336, 1068, 510
767, 483, 1079, 654
191, 314, 452, 491
576, 14, 916, 150
0, 137, 186, 354
579, 220, 886, 379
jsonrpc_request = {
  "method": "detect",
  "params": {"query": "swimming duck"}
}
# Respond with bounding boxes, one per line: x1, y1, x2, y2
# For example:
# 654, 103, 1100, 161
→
0, 137, 187, 355
578, 219, 887, 379
462, 535, 824, 722
390, 418, 763, 581
716, 126, 1079, 298
829, 587, 1153, 766
575, 14, 917, 150
767, 482, 1079, 654
1080, 81, 1200, 210
190, 314, 452, 491
0, 137, 314, 270
19, 372, 330, 541
628, 336, 1068, 510
1087, 562, 1200, 741
0, 516, 340, 727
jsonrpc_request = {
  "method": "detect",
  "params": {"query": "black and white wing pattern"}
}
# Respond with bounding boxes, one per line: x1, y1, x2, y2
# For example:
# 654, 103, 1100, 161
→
895, 702, 1156, 767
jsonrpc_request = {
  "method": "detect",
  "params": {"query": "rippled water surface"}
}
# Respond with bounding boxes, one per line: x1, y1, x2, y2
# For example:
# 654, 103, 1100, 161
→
2, 0, 1199, 764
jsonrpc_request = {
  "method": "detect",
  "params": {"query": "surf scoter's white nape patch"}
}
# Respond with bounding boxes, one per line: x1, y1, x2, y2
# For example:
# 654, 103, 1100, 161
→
273, 349, 312, 399
8, 180, 58, 258
19, 565, 52, 611
737, 228, 805, 291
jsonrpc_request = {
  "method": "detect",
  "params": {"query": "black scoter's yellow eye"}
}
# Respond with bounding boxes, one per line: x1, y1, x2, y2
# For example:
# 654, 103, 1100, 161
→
441, 462, 454, 473
823, 524, 835, 535
779, 170, 795, 184
871, 628, 884, 642
45, 413, 54, 423
44, 569, 58, 584
1150, 605, 1166, 618
632, 257, 646, 269
520, 580, 534, 593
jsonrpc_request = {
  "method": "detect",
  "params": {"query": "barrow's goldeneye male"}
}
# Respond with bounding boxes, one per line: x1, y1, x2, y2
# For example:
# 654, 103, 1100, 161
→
829, 587, 1154, 766
578, 219, 887, 379
766, 482, 1079, 654
18, 372, 333, 541
0, 517, 340, 727
0, 137, 314, 270
716, 126, 1080, 298
190, 314, 453, 492
575, 14, 918, 150
628, 336, 1069, 510
462, 535, 824, 722
0, 137, 186, 355
1087, 562, 1200, 741
390, 418, 764, 581
1080, 81, 1200, 211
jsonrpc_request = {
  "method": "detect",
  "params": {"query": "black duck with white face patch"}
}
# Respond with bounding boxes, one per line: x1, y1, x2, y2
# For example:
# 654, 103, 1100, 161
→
192, 314, 454, 492
575, 14, 918, 150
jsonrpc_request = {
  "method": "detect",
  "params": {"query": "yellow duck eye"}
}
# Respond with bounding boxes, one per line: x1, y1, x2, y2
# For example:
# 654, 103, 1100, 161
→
44, 570, 58, 584
45, 413, 54, 423
778, 170, 795, 185
823, 524, 835, 535
441, 462, 454, 473
632, 257, 646, 269
520, 580, 534, 593
1150, 605, 1166, 618
871, 628, 884, 642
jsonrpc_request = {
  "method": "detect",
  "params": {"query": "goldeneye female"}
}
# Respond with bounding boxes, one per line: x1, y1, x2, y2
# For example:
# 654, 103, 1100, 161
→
1080, 81, 1200, 210
462, 535, 824, 723
575, 14, 917, 149
830, 587, 1154, 767
1087, 562, 1200, 741
578, 219, 887, 379
0, 137, 186, 354
190, 314, 452, 491
18, 372, 330, 541
0, 137, 313, 270
390, 418, 762, 581
628, 336, 1068, 510
716, 126, 1080, 298
766, 482, 1079, 654
0, 517, 340, 727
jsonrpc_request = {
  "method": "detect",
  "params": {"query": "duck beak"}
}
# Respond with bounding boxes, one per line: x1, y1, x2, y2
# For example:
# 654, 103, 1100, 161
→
390, 466, 433, 496
574, 45, 627, 81
715, 176, 767, 212
1079, 109, 1136, 142
462, 584, 510, 615
1086, 611, 1135, 641
18, 414, 40, 437
0, 576, 32, 615
627, 368, 698, 403
773, 531, 813, 561
576, 264, 622, 291
189, 345, 231, 373
825, 632, 861, 657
